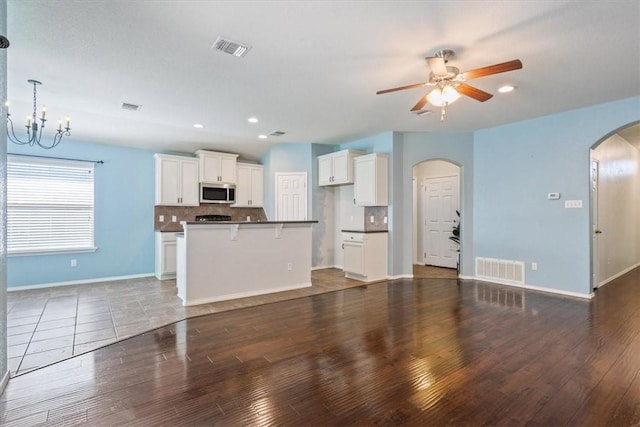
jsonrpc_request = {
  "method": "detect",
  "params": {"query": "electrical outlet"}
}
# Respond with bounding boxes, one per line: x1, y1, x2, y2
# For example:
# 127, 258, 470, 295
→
287, 262, 293, 271
70, 259, 77, 268
159, 215, 165, 222
531, 262, 538, 271
370, 215, 374, 223
172, 215, 177, 222
383, 216, 387, 224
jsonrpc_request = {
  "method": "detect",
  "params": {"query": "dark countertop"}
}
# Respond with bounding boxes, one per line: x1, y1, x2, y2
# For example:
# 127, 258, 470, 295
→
183, 220, 318, 225
341, 229, 388, 233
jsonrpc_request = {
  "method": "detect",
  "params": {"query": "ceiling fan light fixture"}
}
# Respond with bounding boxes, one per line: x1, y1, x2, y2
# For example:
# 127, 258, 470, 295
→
498, 85, 515, 93
426, 85, 461, 107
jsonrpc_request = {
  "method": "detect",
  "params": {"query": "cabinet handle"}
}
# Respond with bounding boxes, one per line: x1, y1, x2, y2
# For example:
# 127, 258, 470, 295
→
353, 198, 356, 204
342, 243, 344, 249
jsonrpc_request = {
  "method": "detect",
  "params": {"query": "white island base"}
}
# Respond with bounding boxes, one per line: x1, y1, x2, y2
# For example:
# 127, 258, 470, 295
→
176, 221, 315, 306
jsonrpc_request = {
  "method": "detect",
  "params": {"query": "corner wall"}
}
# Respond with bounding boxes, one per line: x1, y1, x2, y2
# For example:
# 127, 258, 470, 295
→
0, 0, 9, 389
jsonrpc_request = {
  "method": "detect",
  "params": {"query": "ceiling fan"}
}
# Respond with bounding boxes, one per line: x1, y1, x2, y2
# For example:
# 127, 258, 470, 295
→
376, 49, 522, 121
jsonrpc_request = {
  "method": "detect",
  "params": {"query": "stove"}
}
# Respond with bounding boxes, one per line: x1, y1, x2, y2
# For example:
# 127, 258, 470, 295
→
195, 214, 232, 222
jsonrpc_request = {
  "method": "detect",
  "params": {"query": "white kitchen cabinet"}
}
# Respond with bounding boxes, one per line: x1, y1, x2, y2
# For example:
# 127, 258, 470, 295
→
196, 150, 238, 184
154, 154, 199, 206
354, 153, 388, 206
318, 149, 363, 186
342, 231, 388, 282
155, 231, 178, 280
234, 163, 264, 207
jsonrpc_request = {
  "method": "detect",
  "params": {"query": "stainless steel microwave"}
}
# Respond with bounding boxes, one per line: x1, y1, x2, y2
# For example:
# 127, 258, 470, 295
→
200, 183, 236, 204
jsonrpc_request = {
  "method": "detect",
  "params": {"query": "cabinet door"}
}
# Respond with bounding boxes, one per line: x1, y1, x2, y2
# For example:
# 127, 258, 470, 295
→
180, 159, 200, 206
318, 155, 334, 186
162, 240, 177, 275
249, 167, 264, 207
235, 166, 252, 206
331, 151, 350, 184
200, 155, 221, 183
157, 157, 181, 205
220, 156, 237, 184
354, 156, 376, 205
343, 242, 365, 275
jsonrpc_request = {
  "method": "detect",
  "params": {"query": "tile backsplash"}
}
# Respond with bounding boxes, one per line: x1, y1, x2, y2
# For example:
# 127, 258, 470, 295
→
364, 206, 388, 231
154, 205, 268, 232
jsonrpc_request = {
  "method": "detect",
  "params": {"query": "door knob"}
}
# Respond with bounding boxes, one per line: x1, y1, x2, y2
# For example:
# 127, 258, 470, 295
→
595, 230, 602, 234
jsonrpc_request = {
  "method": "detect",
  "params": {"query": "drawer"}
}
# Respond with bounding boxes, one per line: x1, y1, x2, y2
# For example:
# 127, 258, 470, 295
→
342, 232, 365, 243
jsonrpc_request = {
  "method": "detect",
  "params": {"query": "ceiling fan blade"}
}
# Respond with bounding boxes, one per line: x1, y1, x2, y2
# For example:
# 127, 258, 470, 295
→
462, 59, 523, 80
410, 95, 428, 112
456, 83, 493, 102
426, 56, 448, 76
376, 82, 427, 95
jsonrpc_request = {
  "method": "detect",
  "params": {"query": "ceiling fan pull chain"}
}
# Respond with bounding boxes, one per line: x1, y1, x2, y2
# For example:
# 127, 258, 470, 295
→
440, 103, 446, 122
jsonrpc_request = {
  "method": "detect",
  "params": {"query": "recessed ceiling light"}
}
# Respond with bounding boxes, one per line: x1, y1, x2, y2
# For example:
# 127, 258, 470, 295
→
498, 85, 515, 93
247, 117, 259, 123
258, 134, 267, 139
193, 124, 204, 129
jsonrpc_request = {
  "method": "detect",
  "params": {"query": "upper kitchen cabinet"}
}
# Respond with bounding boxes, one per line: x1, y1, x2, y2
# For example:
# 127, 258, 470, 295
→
154, 154, 199, 206
318, 149, 363, 186
234, 163, 264, 207
195, 150, 239, 184
354, 153, 388, 206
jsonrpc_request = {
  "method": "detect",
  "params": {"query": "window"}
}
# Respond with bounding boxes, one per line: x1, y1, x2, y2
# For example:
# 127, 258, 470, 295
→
7, 155, 96, 255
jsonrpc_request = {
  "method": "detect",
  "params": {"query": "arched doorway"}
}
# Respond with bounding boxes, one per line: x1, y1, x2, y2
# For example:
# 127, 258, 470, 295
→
412, 159, 461, 279
590, 121, 640, 290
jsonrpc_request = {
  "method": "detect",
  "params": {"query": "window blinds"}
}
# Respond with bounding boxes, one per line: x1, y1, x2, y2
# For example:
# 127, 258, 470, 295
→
7, 155, 95, 254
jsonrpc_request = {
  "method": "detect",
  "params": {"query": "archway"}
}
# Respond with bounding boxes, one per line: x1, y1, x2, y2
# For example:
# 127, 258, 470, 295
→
412, 159, 461, 279
590, 121, 640, 290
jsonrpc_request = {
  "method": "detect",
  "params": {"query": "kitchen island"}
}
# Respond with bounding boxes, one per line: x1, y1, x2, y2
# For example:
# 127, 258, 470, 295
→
176, 220, 317, 306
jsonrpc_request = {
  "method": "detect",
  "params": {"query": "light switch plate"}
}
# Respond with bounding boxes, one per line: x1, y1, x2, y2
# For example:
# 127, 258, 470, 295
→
565, 200, 583, 208
159, 215, 165, 222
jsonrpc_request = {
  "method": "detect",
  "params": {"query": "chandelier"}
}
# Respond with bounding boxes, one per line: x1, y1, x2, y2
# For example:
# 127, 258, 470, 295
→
6, 79, 71, 149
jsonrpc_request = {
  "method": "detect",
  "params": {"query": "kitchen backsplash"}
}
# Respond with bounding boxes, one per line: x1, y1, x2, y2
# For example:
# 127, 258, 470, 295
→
154, 205, 268, 232
364, 206, 388, 231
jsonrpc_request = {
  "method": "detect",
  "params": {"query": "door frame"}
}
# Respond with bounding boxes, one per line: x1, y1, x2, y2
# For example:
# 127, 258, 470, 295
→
422, 173, 460, 268
590, 157, 600, 289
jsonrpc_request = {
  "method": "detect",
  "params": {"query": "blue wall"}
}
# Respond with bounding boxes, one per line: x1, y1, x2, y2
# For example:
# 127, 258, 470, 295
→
7, 140, 155, 287
474, 97, 640, 295
401, 131, 475, 276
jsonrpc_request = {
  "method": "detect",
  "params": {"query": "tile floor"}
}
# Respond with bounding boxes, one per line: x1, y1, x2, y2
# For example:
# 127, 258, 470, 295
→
6, 265, 456, 376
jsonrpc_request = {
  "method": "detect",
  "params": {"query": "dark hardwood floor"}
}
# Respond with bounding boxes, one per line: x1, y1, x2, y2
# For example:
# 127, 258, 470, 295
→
1, 268, 639, 426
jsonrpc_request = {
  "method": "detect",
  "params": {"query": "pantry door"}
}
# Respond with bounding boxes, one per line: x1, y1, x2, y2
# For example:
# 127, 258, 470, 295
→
275, 172, 307, 221
422, 175, 459, 268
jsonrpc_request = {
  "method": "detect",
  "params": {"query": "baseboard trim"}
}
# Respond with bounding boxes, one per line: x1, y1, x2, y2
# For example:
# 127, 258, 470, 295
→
598, 262, 640, 288
180, 282, 313, 306
0, 370, 9, 397
311, 265, 336, 271
468, 276, 594, 299
7, 273, 155, 292
388, 274, 413, 280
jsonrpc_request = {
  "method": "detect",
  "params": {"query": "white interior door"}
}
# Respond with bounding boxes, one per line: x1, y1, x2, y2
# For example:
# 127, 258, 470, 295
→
423, 175, 459, 268
591, 158, 601, 289
275, 172, 307, 221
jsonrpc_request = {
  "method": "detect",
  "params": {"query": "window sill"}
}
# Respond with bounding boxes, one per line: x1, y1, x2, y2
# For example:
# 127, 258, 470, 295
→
8, 247, 98, 257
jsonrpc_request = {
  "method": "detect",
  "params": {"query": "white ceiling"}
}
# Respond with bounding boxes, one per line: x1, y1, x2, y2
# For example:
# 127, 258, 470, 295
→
5, 1, 640, 160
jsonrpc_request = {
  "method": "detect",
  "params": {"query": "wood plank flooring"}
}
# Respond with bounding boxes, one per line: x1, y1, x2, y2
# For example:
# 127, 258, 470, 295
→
1, 268, 640, 425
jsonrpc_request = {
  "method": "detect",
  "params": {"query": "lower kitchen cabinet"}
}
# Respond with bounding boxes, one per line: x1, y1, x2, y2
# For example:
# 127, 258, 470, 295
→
342, 231, 388, 282
155, 231, 177, 280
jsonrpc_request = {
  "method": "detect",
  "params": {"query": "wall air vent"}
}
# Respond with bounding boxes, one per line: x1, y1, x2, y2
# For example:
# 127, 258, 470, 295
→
475, 257, 525, 285
212, 36, 252, 58
269, 131, 286, 137
121, 102, 141, 111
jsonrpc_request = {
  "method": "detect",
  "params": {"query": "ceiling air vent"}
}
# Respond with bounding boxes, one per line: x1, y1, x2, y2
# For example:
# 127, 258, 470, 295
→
269, 131, 286, 137
212, 36, 252, 58
121, 102, 141, 111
